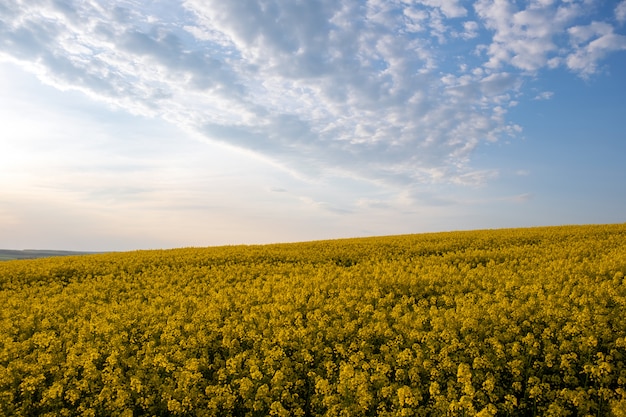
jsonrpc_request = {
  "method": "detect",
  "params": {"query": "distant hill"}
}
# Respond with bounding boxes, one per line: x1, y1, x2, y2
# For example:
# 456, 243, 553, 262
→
0, 249, 102, 261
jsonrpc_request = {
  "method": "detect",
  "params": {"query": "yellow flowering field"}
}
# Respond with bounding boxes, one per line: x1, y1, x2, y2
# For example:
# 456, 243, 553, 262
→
1, 224, 626, 416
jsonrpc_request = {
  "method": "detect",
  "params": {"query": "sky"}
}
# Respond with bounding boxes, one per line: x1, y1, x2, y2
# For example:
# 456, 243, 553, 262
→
1, 0, 625, 251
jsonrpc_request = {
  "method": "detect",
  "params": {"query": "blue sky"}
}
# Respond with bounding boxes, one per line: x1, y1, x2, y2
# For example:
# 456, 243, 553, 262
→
1, 0, 625, 251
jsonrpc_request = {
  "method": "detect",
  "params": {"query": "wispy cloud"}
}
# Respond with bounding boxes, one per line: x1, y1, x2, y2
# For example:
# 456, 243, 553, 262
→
510, 193, 534, 203
617, 1, 626, 24
1, 0, 624, 188
534, 91, 554, 100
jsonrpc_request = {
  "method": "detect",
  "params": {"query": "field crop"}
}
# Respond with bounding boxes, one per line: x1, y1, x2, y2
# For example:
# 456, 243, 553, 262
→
1, 224, 626, 416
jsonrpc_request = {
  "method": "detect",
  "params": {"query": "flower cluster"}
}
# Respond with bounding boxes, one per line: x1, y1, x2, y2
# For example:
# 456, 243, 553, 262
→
1, 224, 625, 416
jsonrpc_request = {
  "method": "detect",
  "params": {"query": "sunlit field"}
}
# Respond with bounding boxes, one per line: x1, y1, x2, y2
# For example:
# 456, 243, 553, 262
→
1, 224, 625, 416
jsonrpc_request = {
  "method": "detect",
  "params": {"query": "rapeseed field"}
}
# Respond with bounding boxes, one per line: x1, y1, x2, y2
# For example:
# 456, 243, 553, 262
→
1, 224, 625, 416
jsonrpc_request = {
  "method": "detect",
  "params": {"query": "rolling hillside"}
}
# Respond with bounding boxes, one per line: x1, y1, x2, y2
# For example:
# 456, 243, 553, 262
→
1, 224, 625, 416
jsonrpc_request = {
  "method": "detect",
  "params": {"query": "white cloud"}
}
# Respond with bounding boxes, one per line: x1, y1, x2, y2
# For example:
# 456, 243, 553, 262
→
461, 21, 479, 39
473, 0, 626, 78
474, 0, 583, 72
567, 22, 626, 76
450, 169, 499, 186
617, 1, 626, 24
0, 0, 624, 192
534, 91, 554, 100
415, 0, 467, 19
568, 21, 614, 45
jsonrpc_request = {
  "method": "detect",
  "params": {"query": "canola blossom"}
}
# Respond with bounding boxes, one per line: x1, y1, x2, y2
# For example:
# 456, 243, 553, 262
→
1, 224, 626, 416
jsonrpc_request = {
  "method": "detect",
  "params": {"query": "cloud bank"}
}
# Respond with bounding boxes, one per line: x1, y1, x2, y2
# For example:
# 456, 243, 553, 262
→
1, 0, 624, 186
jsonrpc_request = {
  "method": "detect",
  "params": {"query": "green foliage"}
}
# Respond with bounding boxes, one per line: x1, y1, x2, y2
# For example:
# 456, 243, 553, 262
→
1, 224, 626, 416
